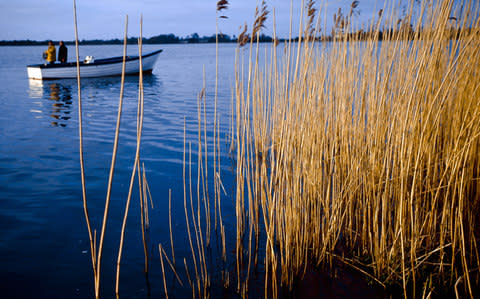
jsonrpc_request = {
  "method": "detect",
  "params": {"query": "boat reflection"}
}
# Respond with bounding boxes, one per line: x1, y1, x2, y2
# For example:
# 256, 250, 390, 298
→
28, 80, 72, 127
28, 80, 44, 98
28, 75, 161, 127
47, 83, 72, 127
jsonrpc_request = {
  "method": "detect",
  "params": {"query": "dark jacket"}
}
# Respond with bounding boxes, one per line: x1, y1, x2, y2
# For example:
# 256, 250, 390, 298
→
58, 44, 67, 63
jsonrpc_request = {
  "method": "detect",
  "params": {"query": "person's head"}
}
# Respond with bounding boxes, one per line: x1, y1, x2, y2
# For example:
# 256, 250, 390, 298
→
59, 41, 64, 46
48, 40, 53, 46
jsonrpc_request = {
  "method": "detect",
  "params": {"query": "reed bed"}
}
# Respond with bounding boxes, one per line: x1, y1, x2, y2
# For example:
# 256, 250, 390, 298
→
76, 0, 480, 298
230, 0, 480, 298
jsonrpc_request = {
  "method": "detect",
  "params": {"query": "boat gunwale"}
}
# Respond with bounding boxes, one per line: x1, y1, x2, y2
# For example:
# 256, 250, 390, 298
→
26, 49, 163, 69
27, 69, 155, 81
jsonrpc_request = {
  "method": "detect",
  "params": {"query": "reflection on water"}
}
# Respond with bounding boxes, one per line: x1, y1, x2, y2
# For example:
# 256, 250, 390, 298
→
28, 79, 43, 98
28, 80, 72, 127
27, 76, 160, 128
48, 83, 72, 127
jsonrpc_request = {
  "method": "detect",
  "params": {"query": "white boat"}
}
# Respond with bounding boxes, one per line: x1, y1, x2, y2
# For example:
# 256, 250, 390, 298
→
27, 49, 162, 80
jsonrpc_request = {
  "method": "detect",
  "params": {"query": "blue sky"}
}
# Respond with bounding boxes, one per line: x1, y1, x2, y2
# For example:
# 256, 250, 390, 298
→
0, 0, 460, 41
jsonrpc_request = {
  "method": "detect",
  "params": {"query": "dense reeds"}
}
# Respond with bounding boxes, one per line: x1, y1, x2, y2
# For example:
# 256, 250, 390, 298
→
230, 0, 480, 298
76, 0, 479, 298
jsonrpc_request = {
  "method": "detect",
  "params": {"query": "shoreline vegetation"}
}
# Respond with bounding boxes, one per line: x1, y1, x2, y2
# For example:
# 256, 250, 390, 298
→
1, 28, 475, 46
0, 33, 268, 46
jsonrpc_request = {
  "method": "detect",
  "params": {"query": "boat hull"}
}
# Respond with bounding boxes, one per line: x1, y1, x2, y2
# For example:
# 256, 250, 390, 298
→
27, 49, 162, 80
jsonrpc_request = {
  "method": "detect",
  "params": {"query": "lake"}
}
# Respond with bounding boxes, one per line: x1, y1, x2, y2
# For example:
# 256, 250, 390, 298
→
0, 43, 242, 298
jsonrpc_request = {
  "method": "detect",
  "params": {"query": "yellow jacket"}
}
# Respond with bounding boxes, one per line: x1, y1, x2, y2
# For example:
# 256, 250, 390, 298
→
44, 45, 56, 62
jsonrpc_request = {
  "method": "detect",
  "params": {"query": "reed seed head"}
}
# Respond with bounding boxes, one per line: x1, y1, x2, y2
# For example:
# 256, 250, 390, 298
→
217, 0, 229, 19
217, 0, 229, 12
252, 0, 269, 38
334, 8, 344, 29
237, 24, 249, 47
273, 37, 279, 47
349, 0, 360, 17
305, 0, 317, 39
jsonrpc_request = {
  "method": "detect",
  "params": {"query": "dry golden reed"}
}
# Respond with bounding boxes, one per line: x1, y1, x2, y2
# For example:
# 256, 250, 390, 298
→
230, 0, 480, 298
77, 0, 480, 298
75, 6, 154, 298
74, 1, 133, 297
152, 0, 480, 298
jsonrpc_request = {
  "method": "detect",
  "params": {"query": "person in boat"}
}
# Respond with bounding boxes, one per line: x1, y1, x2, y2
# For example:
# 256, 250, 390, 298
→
58, 41, 67, 63
43, 40, 56, 65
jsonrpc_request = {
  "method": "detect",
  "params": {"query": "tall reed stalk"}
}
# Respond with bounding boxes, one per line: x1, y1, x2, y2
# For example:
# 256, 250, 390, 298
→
116, 15, 146, 295
73, 2, 130, 298
74, 2, 152, 296
73, 0, 97, 293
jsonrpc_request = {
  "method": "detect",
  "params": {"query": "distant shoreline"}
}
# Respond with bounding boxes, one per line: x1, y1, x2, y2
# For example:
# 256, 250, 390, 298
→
0, 33, 274, 46
0, 40, 237, 46
1, 28, 471, 46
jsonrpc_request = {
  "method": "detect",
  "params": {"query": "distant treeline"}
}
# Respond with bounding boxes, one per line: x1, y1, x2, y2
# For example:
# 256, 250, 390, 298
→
322, 27, 476, 41
1, 28, 474, 46
0, 33, 274, 46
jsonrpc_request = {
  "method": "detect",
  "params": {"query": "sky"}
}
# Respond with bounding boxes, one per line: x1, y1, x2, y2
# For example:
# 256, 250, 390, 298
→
0, 0, 399, 41
1, 0, 471, 42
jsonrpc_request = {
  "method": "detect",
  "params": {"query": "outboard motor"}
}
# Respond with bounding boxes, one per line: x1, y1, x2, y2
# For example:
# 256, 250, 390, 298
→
84, 56, 95, 64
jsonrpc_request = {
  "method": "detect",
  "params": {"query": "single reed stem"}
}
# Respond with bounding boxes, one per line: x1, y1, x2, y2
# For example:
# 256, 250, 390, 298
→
138, 161, 149, 273
159, 244, 169, 299
116, 15, 145, 295
142, 164, 150, 229
97, 15, 129, 293
159, 243, 184, 286
73, 0, 97, 296
169, 189, 176, 266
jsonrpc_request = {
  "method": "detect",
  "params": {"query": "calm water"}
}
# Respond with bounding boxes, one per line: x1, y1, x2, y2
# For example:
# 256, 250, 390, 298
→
0, 44, 241, 298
